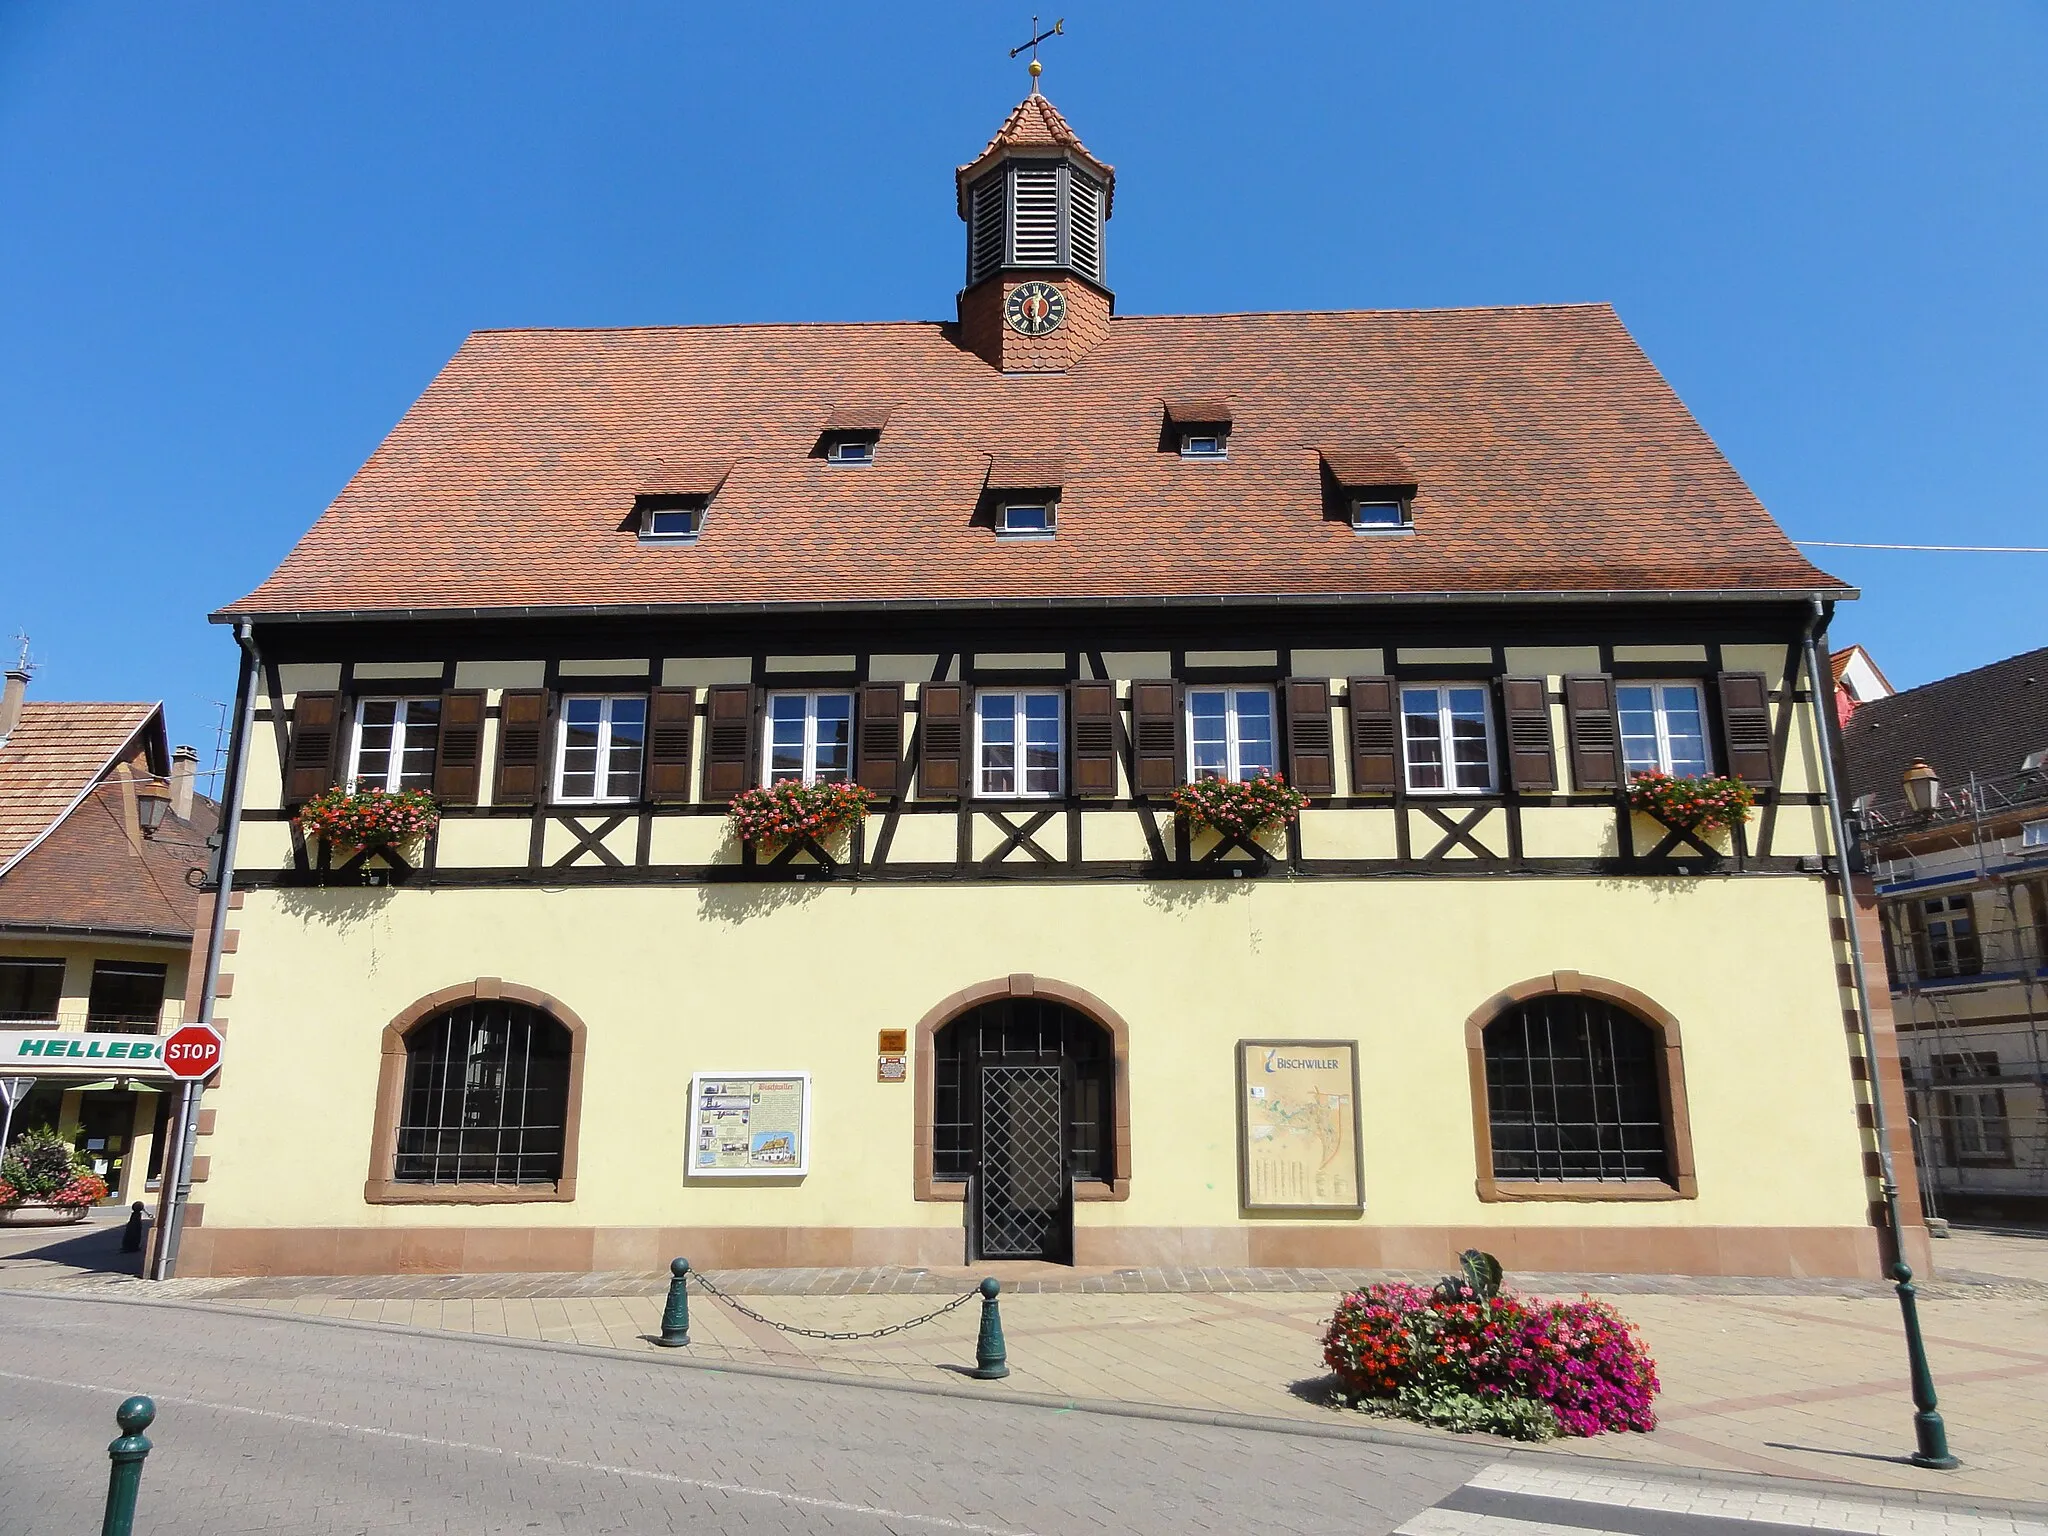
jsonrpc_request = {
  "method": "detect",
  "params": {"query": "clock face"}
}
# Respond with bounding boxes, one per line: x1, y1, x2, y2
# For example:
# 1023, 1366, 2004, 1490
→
1005, 281, 1066, 337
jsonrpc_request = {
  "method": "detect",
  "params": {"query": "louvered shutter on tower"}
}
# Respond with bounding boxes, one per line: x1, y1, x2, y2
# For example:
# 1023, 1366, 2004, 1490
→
701, 685, 757, 798
1067, 172, 1103, 282
1347, 678, 1398, 792
1068, 681, 1117, 797
646, 687, 696, 802
918, 683, 968, 799
1129, 680, 1182, 796
432, 690, 487, 804
493, 689, 549, 805
1717, 672, 1776, 786
1010, 165, 1059, 265
856, 683, 905, 796
1564, 675, 1621, 790
1499, 678, 1558, 793
968, 173, 1005, 284
283, 691, 343, 803
1282, 679, 1335, 796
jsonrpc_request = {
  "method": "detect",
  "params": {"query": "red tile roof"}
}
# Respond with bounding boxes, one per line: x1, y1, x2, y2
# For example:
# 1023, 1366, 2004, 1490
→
0, 703, 159, 871
956, 93, 1114, 212
219, 305, 1848, 621
0, 782, 216, 942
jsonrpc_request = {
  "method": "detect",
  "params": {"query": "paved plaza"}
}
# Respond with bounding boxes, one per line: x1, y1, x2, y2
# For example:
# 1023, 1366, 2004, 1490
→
4, 1218, 2047, 1525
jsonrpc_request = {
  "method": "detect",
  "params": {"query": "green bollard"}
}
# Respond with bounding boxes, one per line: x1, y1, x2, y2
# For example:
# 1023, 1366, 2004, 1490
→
655, 1257, 691, 1347
101, 1395, 155, 1536
969, 1277, 1009, 1380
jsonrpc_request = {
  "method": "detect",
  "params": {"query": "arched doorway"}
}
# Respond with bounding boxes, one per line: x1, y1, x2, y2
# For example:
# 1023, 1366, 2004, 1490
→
933, 997, 1113, 1262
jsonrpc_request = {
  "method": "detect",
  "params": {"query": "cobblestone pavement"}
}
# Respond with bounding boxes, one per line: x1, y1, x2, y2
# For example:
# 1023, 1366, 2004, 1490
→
6, 1223, 2047, 1508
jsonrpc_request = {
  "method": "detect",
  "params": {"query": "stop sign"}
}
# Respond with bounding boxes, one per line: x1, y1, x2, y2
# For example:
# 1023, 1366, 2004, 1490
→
163, 1023, 224, 1081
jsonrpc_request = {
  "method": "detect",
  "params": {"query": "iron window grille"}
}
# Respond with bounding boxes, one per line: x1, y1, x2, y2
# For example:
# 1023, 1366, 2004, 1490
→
1484, 996, 1670, 1184
394, 1001, 571, 1185
350, 697, 442, 792
932, 998, 1113, 1184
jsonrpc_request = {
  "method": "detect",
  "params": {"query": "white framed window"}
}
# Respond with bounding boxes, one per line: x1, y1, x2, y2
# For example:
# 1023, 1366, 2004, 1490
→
2023, 819, 2048, 850
1179, 432, 1226, 459
976, 690, 1063, 798
1617, 682, 1710, 777
1187, 687, 1276, 781
1350, 498, 1409, 532
764, 692, 854, 785
349, 697, 442, 792
998, 501, 1055, 538
1401, 684, 1495, 792
639, 500, 702, 540
554, 695, 647, 804
826, 439, 874, 465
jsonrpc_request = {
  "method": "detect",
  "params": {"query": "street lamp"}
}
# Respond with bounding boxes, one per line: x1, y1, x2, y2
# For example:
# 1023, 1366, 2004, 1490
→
1902, 760, 1941, 816
135, 779, 172, 837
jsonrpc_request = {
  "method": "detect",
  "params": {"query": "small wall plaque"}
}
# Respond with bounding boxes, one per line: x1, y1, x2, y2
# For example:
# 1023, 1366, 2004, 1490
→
877, 1054, 907, 1083
877, 1029, 908, 1053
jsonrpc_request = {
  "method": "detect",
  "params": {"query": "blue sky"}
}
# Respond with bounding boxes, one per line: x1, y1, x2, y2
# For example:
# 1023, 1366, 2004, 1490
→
3, 3, 2043, 773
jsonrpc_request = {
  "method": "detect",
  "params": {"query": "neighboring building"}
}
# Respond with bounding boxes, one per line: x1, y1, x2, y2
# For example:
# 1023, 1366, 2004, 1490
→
0, 664, 216, 1203
1846, 646, 2048, 1224
183, 89, 1920, 1279
1831, 644, 1894, 724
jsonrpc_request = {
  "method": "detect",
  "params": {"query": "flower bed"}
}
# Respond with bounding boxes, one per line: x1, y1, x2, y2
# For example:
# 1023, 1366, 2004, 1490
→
295, 786, 442, 850
1626, 771, 1755, 834
727, 781, 875, 851
1167, 772, 1311, 839
0, 1128, 111, 1213
1320, 1250, 1659, 1440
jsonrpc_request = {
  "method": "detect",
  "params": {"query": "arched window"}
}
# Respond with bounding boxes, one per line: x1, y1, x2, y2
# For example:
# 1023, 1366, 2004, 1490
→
394, 999, 573, 1186
1482, 994, 1669, 1185
934, 998, 1114, 1184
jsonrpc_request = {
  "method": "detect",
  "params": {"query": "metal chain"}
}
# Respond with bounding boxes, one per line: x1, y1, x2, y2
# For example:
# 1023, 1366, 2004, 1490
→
689, 1271, 979, 1341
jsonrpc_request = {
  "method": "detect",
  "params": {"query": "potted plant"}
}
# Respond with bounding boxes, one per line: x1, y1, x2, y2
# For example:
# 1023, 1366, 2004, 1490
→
1625, 771, 1756, 844
0, 1126, 111, 1225
726, 781, 876, 856
1168, 771, 1311, 851
295, 785, 442, 862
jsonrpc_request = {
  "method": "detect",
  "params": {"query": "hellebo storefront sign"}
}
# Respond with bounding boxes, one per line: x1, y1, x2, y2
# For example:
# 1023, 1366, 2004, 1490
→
0, 1031, 174, 1076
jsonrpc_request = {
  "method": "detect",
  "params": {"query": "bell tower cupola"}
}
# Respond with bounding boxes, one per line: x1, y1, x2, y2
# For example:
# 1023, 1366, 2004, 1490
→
955, 85, 1115, 373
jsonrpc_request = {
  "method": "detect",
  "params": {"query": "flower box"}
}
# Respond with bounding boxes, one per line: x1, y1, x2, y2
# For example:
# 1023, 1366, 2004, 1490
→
727, 781, 875, 854
0, 1200, 91, 1227
295, 786, 441, 857
1626, 771, 1756, 835
1167, 773, 1311, 840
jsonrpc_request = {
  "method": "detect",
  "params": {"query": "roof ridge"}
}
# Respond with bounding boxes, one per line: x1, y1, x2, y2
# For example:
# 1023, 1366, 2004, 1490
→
1860, 646, 2048, 708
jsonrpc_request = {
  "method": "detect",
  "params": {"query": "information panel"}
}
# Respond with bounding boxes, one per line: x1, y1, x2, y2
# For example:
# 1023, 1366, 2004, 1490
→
1235, 1040, 1364, 1211
687, 1072, 811, 1177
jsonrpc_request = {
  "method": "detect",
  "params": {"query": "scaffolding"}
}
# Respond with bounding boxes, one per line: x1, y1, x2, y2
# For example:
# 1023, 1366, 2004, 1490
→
1861, 766, 2048, 1224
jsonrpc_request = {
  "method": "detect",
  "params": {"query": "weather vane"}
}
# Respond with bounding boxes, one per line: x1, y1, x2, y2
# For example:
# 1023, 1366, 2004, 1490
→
1010, 15, 1064, 93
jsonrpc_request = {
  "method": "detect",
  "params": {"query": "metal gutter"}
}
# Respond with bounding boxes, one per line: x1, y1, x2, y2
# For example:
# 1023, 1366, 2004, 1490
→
210, 586, 1857, 626
0, 922, 192, 946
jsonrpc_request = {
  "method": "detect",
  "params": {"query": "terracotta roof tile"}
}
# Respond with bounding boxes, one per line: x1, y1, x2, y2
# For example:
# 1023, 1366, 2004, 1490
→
1322, 446, 1418, 489
219, 305, 1847, 621
0, 782, 216, 941
822, 402, 895, 434
1163, 395, 1232, 426
986, 453, 1068, 491
0, 703, 158, 870
1843, 646, 2048, 806
956, 93, 1114, 208
636, 457, 734, 497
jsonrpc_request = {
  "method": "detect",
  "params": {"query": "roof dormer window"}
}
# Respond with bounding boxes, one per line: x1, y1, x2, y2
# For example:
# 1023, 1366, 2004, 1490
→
1180, 432, 1227, 459
1350, 498, 1410, 533
638, 497, 705, 542
825, 437, 875, 465
1163, 396, 1233, 458
998, 501, 1056, 538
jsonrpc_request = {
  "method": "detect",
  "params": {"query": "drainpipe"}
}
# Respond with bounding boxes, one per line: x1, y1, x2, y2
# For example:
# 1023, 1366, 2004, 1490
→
1802, 595, 1956, 1469
152, 620, 258, 1281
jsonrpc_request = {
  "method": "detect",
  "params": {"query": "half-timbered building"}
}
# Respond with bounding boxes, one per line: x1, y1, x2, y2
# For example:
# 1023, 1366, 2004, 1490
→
178, 90, 1926, 1278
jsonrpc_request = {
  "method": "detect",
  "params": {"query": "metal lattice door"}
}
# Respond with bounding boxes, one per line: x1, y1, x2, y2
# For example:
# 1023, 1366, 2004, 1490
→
977, 1064, 1068, 1260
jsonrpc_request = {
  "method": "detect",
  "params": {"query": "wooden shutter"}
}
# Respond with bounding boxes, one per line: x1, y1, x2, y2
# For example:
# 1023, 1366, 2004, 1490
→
1563, 674, 1621, 790
1068, 681, 1117, 798
283, 691, 343, 803
432, 690, 487, 805
1282, 678, 1335, 796
1499, 678, 1558, 793
1347, 677, 1398, 793
856, 683, 905, 796
493, 689, 549, 805
646, 687, 696, 803
701, 685, 757, 798
1717, 671, 1776, 786
918, 683, 968, 799
1129, 680, 1182, 796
